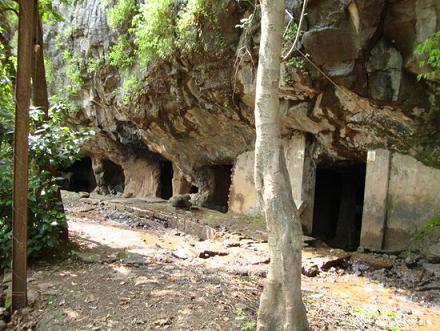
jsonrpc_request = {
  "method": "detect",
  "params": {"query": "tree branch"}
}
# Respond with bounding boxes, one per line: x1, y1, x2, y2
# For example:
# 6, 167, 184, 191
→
282, 0, 308, 61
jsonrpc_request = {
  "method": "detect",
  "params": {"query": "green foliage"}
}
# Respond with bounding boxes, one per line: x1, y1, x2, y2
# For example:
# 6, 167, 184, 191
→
235, 308, 256, 331
121, 74, 141, 105
241, 322, 256, 331
132, 0, 175, 66
0, 105, 93, 269
29, 104, 94, 168
86, 57, 102, 74
108, 0, 137, 30
416, 31, 440, 80
176, 0, 209, 54
0, 28, 93, 267
283, 23, 306, 70
412, 215, 440, 243
109, 37, 135, 69
281, 22, 309, 85
0, 37, 15, 142
45, 55, 55, 86
106, 0, 224, 68
39, 0, 65, 23
62, 50, 84, 95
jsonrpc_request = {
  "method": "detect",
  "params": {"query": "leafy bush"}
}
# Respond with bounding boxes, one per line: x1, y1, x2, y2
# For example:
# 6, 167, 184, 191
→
108, 0, 137, 30
109, 36, 135, 69
176, 0, 209, 54
62, 50, 84, 95
416, 31, 440, 80
0, 46, 93, 267
0, 105, 93, 269
86, 57, 102, 74
0, 0, 93, 269
133, 0, 175, 66
111, 0, 222, 66
0, 161, 66, 267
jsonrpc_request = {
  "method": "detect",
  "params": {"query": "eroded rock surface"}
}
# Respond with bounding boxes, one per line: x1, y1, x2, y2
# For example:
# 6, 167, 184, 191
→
46, 0, 440, 203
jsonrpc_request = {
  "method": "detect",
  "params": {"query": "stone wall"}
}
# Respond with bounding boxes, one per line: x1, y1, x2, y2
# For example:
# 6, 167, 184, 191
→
228, 133, 316, 232
231, 145, 440, 252
121, 158, 161, 198
229, 151, 259, 215
384, 153, 440, 251
360, 150, 440, 251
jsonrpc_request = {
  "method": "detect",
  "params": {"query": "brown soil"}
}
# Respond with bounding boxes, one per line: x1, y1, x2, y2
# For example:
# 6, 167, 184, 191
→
5, 193, 440, 331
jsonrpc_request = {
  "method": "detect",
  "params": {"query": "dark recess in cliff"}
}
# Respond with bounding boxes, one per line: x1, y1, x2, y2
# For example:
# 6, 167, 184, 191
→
60, 157, 97, 193
312, 162, 366, 250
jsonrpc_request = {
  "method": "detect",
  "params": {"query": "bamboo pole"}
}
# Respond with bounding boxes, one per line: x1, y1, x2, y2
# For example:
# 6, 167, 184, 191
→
12, 0, 36, 311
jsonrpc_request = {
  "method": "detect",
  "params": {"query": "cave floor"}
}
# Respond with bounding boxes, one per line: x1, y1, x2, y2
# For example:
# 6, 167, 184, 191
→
6, 193, 440, 330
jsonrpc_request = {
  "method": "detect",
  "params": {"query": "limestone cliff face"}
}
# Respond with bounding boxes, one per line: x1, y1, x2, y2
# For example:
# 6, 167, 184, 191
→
46, 0, 440, 200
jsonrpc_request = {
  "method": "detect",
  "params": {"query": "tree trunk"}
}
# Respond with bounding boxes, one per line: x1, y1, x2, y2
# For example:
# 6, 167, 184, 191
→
30, 2, 68, 239
12, 0, 36, 311
32, 2, 49, 117
255, 1, 308, 330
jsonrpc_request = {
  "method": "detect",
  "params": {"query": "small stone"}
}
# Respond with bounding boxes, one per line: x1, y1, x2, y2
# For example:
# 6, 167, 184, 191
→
79, 191, 90, 198
337, 269, 346, 276
357, 246, 366, 253
302, 265, 320, 277
169, 195, 192, 209
153, 318, 171, 327
0, 320, 6, 331
172, 249, 191, 260
321, 256, 350, 271
422, 263, 440, 277
405, 256, 418, 268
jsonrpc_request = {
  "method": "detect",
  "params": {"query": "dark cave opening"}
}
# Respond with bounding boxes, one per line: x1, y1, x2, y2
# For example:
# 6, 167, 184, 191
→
60, 157, 96, 193
312, 162, 366, 251
159, 161, 174, 200
190, 185, 199, 194
102, 159, 125, 193
206, 165, 233, 213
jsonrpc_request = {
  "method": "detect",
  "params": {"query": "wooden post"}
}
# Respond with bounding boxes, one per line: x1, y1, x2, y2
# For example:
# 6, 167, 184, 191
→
12, 0, 35, 311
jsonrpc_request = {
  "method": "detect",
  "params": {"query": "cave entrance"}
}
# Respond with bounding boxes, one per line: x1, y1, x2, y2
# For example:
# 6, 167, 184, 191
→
207, 165, 233, 213
159, 161, 174, 200
60, 157, 96, 193
312, 162, 366, 250
103, 159, 125, 193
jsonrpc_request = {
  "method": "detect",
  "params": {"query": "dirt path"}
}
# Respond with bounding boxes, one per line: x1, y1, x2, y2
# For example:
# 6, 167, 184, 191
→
6, 198, 440, 330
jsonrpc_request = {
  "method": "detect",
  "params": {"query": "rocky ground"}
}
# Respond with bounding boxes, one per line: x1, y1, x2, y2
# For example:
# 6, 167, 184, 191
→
1, 193, 440, 331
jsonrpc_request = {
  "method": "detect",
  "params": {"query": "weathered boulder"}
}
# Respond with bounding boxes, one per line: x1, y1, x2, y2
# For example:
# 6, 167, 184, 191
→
384, 0, 440, 80
367, 39, 403, 102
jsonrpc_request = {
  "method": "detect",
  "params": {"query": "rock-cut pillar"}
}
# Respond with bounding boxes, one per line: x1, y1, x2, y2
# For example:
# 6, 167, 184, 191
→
360, 149, 391, 250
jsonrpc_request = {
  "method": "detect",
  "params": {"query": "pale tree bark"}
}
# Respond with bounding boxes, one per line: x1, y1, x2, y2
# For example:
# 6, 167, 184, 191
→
255, 1, 308, 330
